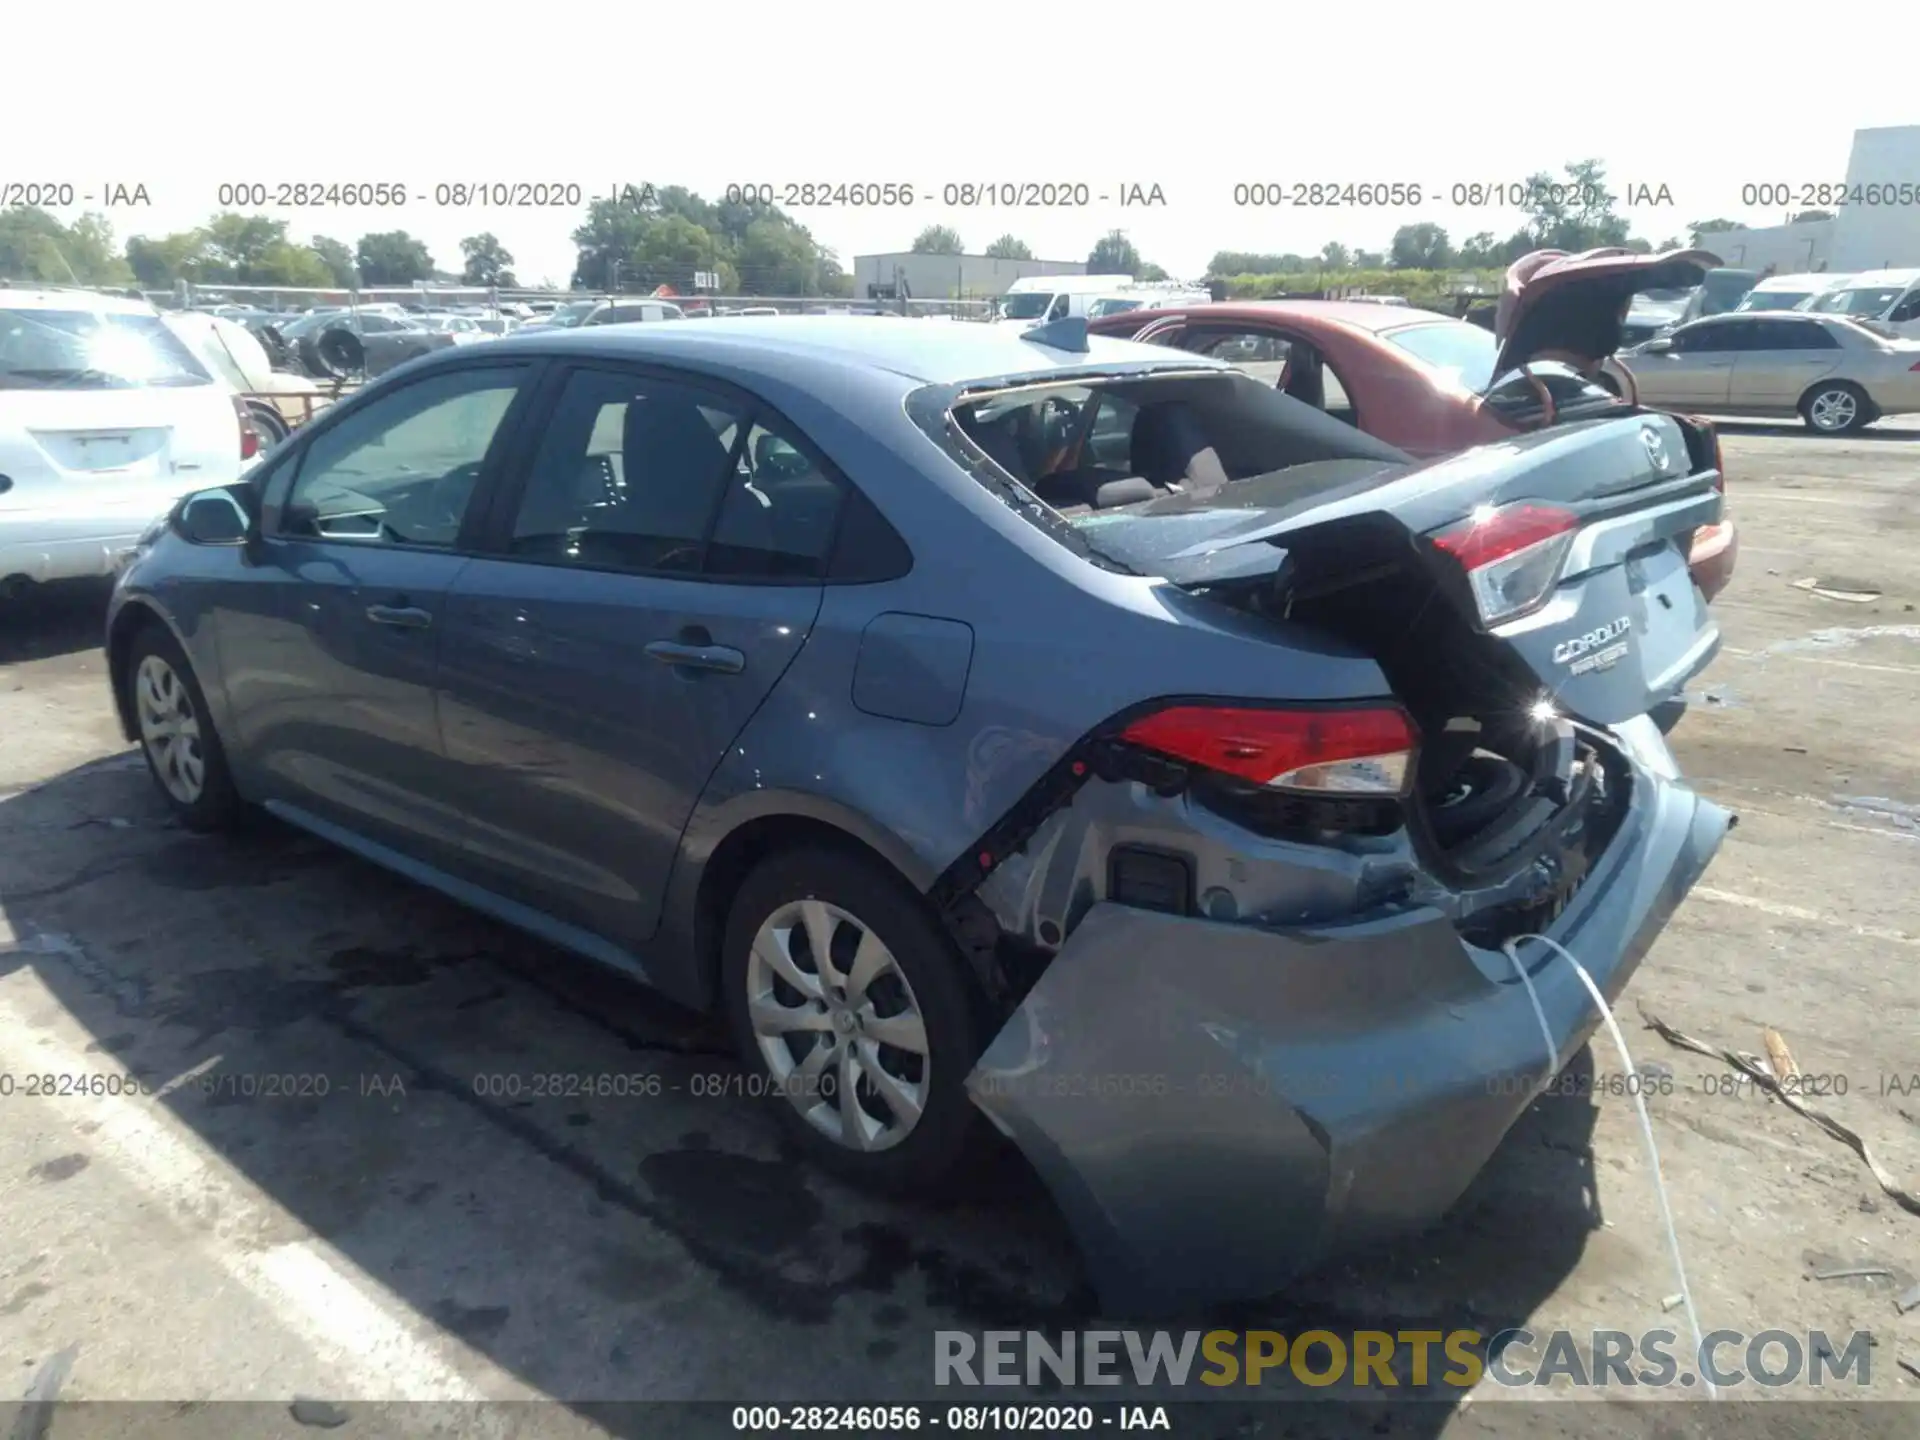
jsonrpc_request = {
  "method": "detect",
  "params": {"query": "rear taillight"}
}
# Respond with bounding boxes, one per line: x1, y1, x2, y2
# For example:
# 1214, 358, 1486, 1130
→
1909, 359, 1920, 372
1430, 502, 1579, 627
233, 397, 260, 460
1119, 704, 1418, 796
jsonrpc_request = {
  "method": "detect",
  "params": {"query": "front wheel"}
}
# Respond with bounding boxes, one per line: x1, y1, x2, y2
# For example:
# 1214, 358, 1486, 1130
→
125, 626, 244, 831
720, 848, 984, 1193
1801, 381, 1871, 434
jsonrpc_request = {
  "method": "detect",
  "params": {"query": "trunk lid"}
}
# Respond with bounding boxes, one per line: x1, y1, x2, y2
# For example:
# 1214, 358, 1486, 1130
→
1492, 247, 1721, 378
1100, 410, 1723, 727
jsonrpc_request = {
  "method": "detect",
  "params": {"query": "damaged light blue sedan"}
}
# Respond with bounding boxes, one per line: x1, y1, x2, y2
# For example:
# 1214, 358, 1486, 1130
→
105, 314, 1731, 1312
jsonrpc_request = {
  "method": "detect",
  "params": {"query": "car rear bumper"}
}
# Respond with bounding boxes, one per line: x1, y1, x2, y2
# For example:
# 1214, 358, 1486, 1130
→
1687, 517, 1738, 602
964, 722, 1730, 1313
0, 504, 171, 584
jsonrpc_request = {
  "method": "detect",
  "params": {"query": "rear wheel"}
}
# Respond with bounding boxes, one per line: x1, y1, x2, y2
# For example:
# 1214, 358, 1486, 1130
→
245, 400, 289, 448
1800, 381, 1870, 434
720, 847, 983, 1193
125, 626, 243, 832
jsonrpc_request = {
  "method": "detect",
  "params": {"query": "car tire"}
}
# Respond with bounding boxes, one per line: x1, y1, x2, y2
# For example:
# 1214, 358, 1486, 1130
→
124, 624, 244, 833
1800, 381, 1870, 435
245, 401, 289, 448
720, 846, 984, 1194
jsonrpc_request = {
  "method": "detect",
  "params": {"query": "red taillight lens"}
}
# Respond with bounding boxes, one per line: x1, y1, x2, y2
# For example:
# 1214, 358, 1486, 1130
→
233, 397, 260, 460
1909, 359, 1920, 372
1430, 502, 1579, 626
1119, 704, 1418, 796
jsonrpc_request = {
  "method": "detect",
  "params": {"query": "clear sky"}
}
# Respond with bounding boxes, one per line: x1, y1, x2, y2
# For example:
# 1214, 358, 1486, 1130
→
9, 1, 1918, 287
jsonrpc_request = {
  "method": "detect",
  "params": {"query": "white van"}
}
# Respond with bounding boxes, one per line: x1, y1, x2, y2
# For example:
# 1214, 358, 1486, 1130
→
1733, 272, 1853, 313
1804, 268, 1920, 337
995, 274, 1137, 324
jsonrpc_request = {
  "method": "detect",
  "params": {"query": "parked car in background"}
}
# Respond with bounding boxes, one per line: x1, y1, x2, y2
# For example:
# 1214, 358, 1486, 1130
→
1620, 310, 1920, 433
516, 300, 608, 333
581, 299, 686, 325
1088, 249, 1738, 604
291, 311, 485, 381
1674, 268, 1760, 326
1733, 272, 1853, 313
105, 316, 1729, 1312
161, 311, 337, 445
2, 289, 252, 595
1621, 288, 1692, 346
1085, 285, 1213, 320
413, 315, 485, 336
1803, 268, 1920, 338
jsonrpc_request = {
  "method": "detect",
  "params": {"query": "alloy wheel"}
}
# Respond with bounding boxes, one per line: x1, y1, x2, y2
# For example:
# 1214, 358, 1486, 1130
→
134, 654, 205, 805
744, 898, 931, 1152
1809, 388, 1858, 432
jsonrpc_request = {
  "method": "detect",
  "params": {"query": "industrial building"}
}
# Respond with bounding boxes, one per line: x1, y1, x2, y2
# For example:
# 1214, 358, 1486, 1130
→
850, 252, 1085, 300
1700, 125, 1920, 272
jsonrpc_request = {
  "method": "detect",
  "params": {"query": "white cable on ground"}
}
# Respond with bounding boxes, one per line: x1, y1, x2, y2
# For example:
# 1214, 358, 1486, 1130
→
1501, 931, 1718, 1402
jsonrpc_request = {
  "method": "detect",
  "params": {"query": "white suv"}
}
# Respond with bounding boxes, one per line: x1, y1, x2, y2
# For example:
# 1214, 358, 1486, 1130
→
1, 290, 252, 592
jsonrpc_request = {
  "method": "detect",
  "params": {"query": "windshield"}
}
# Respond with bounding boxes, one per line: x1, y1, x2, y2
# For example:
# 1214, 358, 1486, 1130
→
1382, 321, 1498, 391
0, 308, 212, 389
1809, 286, 1906, 318
549, 301, 599, 327
999, 292, 1055, 320
1736, 291, 1815, 312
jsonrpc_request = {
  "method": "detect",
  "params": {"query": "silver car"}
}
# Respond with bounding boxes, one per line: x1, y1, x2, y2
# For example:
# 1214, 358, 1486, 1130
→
1619, 311, 1920, 433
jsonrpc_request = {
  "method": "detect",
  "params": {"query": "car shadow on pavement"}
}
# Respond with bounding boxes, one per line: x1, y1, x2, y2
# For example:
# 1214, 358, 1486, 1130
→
0, 752, 1632, 1436
0, 578, 114, 665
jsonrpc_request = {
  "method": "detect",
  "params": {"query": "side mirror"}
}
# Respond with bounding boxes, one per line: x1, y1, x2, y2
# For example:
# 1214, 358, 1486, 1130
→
179, 491, 253, 546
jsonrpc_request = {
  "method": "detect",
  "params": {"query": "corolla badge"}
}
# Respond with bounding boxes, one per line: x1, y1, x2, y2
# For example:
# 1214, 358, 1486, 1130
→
1553, 615, 1633, 676
1640, 426, 1670, 472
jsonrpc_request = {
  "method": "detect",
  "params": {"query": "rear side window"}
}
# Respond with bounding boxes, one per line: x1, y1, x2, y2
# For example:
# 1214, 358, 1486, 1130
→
0, 308, 212, 389
707, 421, 847, 579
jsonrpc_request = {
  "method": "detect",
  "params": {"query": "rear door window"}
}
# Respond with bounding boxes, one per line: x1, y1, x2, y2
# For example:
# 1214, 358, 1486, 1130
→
507, 367, 849, 581
1673, 321, 1746, 354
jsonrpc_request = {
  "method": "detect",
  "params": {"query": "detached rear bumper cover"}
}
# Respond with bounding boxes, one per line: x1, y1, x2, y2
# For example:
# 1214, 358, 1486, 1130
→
964, 743, 1729, 1313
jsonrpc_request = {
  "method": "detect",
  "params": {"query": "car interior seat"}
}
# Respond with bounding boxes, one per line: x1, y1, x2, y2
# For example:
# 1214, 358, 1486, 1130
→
1129, 401, 1231, 497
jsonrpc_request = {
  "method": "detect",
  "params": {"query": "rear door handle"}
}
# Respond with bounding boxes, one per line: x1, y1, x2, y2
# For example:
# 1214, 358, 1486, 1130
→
645, 640, 745, 674
366, 604, 433, 629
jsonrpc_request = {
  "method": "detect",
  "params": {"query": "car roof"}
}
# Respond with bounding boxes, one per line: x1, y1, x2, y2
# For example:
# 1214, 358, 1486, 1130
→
0, 287, 154, 314
1832, 269, 1920, 286
482, 314, 1228, 385
1684, 310, 1826, 325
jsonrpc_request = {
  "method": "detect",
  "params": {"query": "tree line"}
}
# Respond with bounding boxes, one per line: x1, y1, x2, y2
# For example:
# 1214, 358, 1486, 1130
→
0, 205, 522, 290
0, 162, 1820, 299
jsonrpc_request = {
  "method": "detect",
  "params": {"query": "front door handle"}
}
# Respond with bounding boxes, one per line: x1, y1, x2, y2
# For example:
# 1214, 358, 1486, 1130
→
366, 604, 433, 629
645, 640, 745, 674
